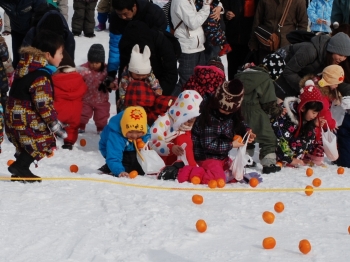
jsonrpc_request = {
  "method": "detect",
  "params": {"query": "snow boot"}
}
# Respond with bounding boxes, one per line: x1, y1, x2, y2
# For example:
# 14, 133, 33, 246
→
262, 164, 281, 174
157, 161, 185, 180
62, 142, 73, 150
8, 151, 41, 183
94, 23, 106, 31
98, 163, 111, 174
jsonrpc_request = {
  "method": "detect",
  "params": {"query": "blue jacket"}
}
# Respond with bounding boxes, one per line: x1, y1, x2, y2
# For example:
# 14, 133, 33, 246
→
307, 0, 333, 33
0, 0, 46, 34
331, 0, 350, 24
99, 111, 150, 176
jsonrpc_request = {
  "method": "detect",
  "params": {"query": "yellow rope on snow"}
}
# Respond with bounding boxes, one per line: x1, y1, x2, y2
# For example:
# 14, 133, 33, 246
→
1, 176, 350, 193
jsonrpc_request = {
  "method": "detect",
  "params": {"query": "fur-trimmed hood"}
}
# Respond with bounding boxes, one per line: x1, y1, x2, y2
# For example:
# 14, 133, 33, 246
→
283, 96, 300, 125
15, 47, 48, 78
57, 66, 76, 73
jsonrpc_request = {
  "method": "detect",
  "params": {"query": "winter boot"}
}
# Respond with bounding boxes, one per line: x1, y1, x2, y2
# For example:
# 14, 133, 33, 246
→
8, 151, 41, 183
157, 161, 185, 180
98, 163, 111, 174
62, 142, 73, 150
261, 153, 281, 174
262, 164, 281, 174
94, 23, 106, 31
84, 33, 96, 38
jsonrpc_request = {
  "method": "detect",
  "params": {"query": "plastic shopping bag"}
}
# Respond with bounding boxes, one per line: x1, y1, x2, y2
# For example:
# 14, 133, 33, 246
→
228, 133, 253, 181
137, 143, 166, 174
177, 143, 189, 165
322, 124, 338, 161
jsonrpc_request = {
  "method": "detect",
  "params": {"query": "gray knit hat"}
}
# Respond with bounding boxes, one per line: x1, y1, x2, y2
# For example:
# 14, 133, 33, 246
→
87, 44, 105, 63
327, 32, 350, 56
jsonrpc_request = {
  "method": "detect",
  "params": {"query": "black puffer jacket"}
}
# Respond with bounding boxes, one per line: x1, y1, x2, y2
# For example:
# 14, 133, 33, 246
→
276, 34, 330, 98
118, 21, 177, 95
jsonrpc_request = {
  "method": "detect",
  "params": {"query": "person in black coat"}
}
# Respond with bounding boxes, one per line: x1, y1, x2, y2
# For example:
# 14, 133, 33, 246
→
118, 21, 177, 96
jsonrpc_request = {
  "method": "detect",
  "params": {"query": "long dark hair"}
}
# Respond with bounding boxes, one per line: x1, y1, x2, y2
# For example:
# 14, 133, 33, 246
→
298, 101, 323, 137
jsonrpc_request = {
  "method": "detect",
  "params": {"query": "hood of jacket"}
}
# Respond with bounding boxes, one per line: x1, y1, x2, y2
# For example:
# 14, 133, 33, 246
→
235, 66, 271, 94
15, 46, 48, 79
284, 96, 300, 125
36, 10, 70, 38
310, 34, 331, 65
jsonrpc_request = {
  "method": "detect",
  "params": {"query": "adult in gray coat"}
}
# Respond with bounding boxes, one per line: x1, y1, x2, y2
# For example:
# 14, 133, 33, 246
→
275, 32, 350, 99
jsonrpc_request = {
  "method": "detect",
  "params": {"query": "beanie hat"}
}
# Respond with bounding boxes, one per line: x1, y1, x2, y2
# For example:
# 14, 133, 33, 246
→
213, 79, 244, 113
208, 56, 224, 73
88, 44, 105, 63
120, 106, 147, 137
327, 32, 350, 56
128, 44, 152, 74
262, 53, 286, 80
39, 13, 65, 37
318, 65, 344, 87
169, 90, 203, 131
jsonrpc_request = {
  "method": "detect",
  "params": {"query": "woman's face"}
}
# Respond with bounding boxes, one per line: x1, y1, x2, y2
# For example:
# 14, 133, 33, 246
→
332, 53, 347, 65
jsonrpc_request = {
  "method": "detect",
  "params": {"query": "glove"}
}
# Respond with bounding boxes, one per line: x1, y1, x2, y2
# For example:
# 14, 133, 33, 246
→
98, 76, 114, 93
49, 120, 68, 139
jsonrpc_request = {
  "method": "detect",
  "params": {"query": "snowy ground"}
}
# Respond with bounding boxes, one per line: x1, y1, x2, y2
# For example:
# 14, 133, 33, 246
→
1, 2, 350, 262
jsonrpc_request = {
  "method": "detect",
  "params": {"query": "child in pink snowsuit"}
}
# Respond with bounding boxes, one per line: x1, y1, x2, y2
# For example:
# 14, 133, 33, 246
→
78, 44, 118, 133
177, 80, 255, 184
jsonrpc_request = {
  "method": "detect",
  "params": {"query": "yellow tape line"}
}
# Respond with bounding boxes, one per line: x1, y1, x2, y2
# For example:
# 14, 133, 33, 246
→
1, 176, 350, 193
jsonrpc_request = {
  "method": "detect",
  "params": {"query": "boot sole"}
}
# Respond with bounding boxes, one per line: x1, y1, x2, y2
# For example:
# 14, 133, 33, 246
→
8, 166, 42, 183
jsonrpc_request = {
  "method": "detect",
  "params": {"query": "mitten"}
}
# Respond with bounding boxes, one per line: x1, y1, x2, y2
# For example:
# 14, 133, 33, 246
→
49, 120, 68, 139
98, 76, 114, 93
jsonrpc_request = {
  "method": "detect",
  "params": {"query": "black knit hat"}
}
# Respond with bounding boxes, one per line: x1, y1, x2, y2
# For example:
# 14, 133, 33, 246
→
213, 79, 244, 113
39, 13, 65, 37
88, 44, 105, 63
208, 56, 224, 72
262, 53, 286, 80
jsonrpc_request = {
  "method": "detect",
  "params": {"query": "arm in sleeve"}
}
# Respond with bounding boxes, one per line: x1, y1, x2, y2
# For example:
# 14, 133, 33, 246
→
270, 116, 293, 163
307, 1, 319, 25
200, 126, 233, 154
175, 0, 210, 30
149, 115, 174, 156
107, 32, 121, 74
296, 0, 308, 31
331, 0, 344, 23
106, 132, 127, 176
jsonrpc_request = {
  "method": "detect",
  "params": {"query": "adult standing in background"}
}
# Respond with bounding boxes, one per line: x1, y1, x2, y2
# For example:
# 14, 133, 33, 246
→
331, 0, 350, 24
0, 0, 46, 67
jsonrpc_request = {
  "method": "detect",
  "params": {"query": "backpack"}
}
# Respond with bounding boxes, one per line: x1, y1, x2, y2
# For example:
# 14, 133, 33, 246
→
286, 30, 316, 44
157, 30, 182, 59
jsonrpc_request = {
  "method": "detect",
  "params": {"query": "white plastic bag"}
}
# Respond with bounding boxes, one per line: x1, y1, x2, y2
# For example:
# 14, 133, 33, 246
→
322, 123, 338, 161
137, 142, 166, 174
228, 133, 253, 181
177, 143, 189, 165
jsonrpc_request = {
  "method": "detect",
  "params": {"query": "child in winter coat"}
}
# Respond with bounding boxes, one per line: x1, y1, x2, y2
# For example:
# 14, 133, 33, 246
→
5, 30, 67, 183
53, 53, 88, 150
78, 44, 118, 134
300, 65, 344, 165
234, 53, 285, 174
98, 106, 150, 177
270, 85, 324, 167
176, 80, 256, 184
72, 0, 98, 37
307, 0, 333, 33
150, 90, 203, 167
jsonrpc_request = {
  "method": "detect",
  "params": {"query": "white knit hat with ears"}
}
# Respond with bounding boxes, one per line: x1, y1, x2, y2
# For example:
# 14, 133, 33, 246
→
128, 44, 152, 74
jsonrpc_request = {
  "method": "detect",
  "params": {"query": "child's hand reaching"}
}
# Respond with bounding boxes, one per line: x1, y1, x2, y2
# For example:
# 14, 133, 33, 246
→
232, 140, 244, 148
281, 108, 287, 116
247, 130, 256, 143
172, 145, 184, 156
119, 172, 129, 177
315, 116, 326, 127
290, 158, 305, 167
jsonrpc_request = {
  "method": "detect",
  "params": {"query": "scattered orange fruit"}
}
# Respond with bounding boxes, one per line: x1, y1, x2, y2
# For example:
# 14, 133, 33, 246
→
262, 237, 276, 249
217, 178, 226, 188
80, 139, 87, 147
249, 177, 259, 187
196, 219, 207, 233
312, 178, 322, 187
262, 211, 275, 224
299, 239, 311, 254
7, 160, 15, 166
348, 226, 350, 234
306, 168, 313, 177
208, 179, 217, 189
191, 176, 201, 185
70, 164, 79, 173
305, 185, 314, 196
233, 135, 243, 143
129, 170, 138, 179
276, 162, 283, 168
192, 194, 204, 205
338, 167, 345, 175
47, 151, 54, 158
136, 140, 145, 149
274, 202, 284, 213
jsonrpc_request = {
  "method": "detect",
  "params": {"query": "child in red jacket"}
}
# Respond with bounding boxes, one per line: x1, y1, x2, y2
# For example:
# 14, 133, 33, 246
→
53, 54, 88, 150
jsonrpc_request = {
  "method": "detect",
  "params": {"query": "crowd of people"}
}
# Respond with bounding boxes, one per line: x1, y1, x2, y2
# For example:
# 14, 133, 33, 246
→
0, 0, 350, 184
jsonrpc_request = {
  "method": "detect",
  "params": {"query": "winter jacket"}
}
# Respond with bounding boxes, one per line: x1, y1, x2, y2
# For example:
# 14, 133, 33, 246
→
275, 34, 330, 98
171, 0, 210, 54
22, 10, 75, 61
77, 62, 118, 104
99, 111, 150, 176
0, 0, 46, 34
270, 97, 316, 163
0, 36, 9, 94
307, 0, 333, 33
331, 0, 350, 24
118, 20, 178, 95
5, 47, 58, 161
249, 0, 308, 50
47, 0, 69, 21
108, 0, 167, 75
53, 67, 87, 145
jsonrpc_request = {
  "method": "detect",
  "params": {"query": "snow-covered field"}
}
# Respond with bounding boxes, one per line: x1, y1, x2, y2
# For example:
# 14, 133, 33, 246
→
1, 1, 350, 262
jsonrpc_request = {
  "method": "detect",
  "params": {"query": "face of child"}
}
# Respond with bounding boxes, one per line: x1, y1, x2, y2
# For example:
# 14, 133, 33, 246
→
302, 108, 319, 122
46, 46, 63, 67
115, 5, 137, 20
129, 71, 150, 81
183, 118, 196, 128
89, 62, 102, 71
332, 53, 347, 65
126, 130, 145, 140
218, 108, 232, 115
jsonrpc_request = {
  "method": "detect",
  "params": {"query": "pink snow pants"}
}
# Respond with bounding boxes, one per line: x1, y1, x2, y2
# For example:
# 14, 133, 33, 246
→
80, 101, 110, 131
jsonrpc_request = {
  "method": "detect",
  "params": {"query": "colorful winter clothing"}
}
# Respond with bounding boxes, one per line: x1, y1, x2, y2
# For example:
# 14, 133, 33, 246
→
72, 0, 98, 36
150, 90, 202, 166
77, 62, 118, 132
0, 36, 10, 111
99, 107, 150, 176
53, 66, 87, 146
5, 47, 58, 161
307, 0, 333, 33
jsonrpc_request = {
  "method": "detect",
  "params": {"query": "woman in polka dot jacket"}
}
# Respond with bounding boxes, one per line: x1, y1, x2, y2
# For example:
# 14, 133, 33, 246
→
149, 90, 203, 166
